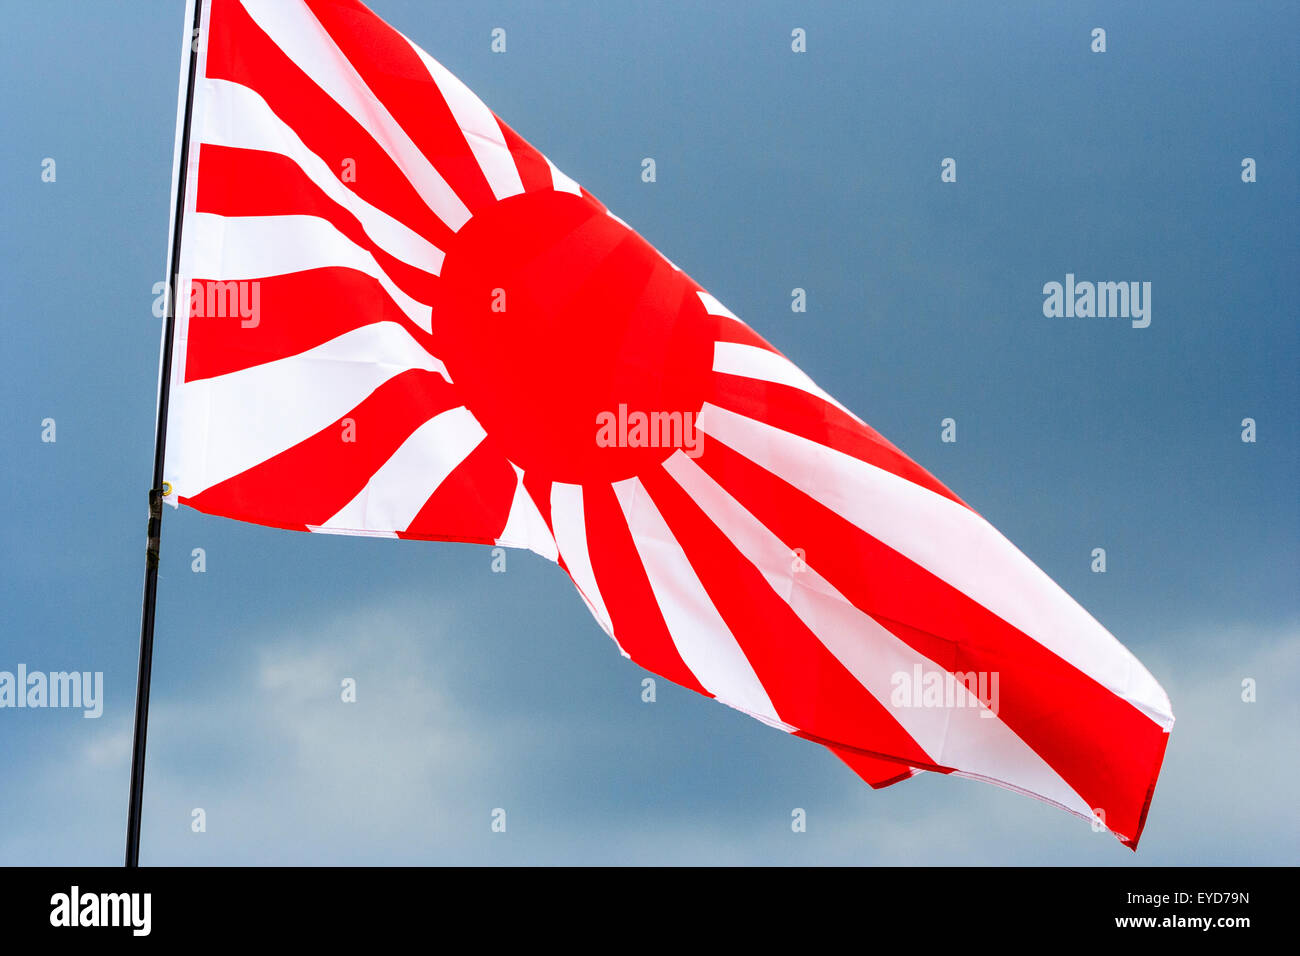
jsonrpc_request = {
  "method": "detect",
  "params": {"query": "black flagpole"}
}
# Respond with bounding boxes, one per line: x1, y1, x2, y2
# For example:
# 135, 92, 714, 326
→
126, 0, 204, 869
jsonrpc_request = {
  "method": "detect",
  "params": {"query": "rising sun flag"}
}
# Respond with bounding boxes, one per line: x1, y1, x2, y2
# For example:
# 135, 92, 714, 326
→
130, 0, 1174, 862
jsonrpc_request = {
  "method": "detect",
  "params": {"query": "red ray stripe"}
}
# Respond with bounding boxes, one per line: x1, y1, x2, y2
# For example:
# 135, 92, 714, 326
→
581, 483, 710, 696
195, 144, 439, 305
205, 0, 456, 251
638, 467, 935, 769
708, 375, 969, 508
694, 438, 1169, 848
685, 279, 779, 351
708, 316, 779, 351
827, 745, 920, 790
184, 369, 457, 528
497, 117, 554, 193
302, 0, 500, 214
397, 440, 517, 545
184, 268, 435, 383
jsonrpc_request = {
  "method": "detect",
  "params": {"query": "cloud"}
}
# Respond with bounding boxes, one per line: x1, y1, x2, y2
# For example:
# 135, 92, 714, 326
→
3, 596, 1296, 865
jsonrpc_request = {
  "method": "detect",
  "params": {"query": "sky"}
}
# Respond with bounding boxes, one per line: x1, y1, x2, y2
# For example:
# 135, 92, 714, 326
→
0, 0, 1296, 865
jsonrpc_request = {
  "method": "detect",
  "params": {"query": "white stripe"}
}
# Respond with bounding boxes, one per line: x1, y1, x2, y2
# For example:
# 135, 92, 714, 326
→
713, 341, 859, 421
402, 37, 524, 201
546, 156, 581, 195
495, 465, 558, 561
551, 483, 619, 649
611, 476, 790, 730
183, 212, 432, 331
662, 451, 1094, 817
239, 0, 471, 231
165, 321, 449, 497
198, 78, 445, 275
696, 290, 739, 320
320, 406, 486, 533
696, 403, 1174, 730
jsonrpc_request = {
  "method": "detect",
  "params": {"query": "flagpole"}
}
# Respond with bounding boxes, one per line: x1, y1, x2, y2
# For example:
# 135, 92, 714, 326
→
126, 0, 204, 869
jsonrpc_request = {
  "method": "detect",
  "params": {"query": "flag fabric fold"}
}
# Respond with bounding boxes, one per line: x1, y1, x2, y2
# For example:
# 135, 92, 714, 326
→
163, 0, 1173, 847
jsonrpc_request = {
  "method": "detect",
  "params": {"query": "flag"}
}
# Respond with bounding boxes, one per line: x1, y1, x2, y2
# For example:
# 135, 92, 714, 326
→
162, 0, 1174, 848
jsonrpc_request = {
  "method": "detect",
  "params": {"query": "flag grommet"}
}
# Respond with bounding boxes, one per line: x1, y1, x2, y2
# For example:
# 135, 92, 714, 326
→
161, 481, 173, 497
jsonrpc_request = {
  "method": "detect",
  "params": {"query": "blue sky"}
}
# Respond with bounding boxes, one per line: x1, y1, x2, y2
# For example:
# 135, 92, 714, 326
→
1, 0, 1296, 864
